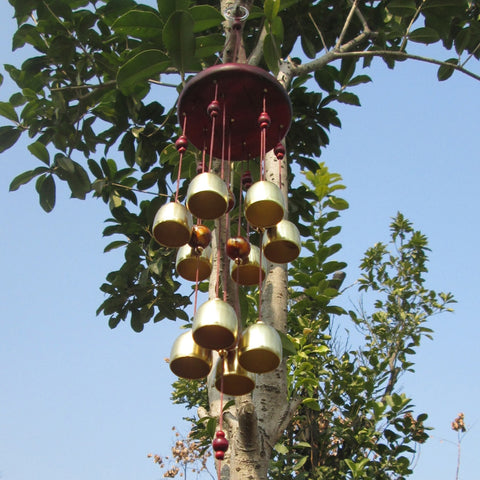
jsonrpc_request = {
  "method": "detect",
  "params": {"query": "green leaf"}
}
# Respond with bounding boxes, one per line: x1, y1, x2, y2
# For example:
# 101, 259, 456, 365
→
195, 34, 225, 58
0, 101, 19, 123
88, 159, 104, 179
274, 443, 289, 455
437, 58, 458, 81
386, 0, 417, 16
27, 141, 50, 165
347, 75, 372, 87
302, 397, 321, 411
9, 167, 49, 191
190, 5, 224, 33
157, 0, 190, 20
409, 27, 440, 44
104, 240, 129, 253
263, 33, 281, 75
36, 174, 56, 212
117, 49, 170, 96
0, 126, 21, 153
264, 0, 280, 22
162, 10, 196, 73
112, 10, 164, 39
57, 156, 75, 175
336, 92, 360, 106
292, 455, 308, 471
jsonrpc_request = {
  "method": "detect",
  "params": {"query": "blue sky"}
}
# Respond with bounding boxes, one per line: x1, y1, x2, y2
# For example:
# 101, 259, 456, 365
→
1, 3, 479, 480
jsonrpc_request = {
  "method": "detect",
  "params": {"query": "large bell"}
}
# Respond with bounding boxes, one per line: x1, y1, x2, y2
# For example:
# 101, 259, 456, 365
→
230, 245, 266, 286
176, 244, 212, 282
186, 172, 229, 220
215, 349, 256, 396
262, 219, 301, 264
244, 181, 285, 229
169, 330, 212, 380
152, 202, 193, 248
192, 298, 238, 350
238, 322, 282, 374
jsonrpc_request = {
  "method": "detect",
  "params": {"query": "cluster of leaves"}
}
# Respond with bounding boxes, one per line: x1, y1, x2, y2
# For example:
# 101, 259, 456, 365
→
268, 170, 455, 479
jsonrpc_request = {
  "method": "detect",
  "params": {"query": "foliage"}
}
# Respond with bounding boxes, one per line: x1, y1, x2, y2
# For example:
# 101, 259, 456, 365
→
271, 194, 455, 479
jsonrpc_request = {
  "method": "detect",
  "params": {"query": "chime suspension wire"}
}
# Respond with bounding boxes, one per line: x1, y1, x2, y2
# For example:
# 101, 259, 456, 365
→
193, 260, 200, 314
258, 234, 263, 323
174, 115, 188, 203
215, 227, 221, 299
208, 84, 219, 172
223, 142, 233, 304
220, 106, 227, 181
216, 373, 225, 480
260, 95, 267, 181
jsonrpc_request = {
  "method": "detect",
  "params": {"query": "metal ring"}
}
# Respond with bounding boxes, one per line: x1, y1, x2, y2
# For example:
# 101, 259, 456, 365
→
223, 5, 249, 21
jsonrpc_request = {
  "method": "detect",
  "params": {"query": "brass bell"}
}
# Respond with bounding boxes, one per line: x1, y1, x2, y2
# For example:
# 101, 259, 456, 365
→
262, 219, 301, 264
152, 202, 193, 248
192, 298, 238, 350
186, 172, 229, 220
176, 244, 212, 282
230, 245, 266, 286
215, 349, 256, 396
169, 330, 212, 380
244, 181, 285, 229
238, 322, 282, 374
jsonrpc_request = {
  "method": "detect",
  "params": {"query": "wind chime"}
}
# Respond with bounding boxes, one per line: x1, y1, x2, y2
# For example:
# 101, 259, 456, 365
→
151, 6, 301, 469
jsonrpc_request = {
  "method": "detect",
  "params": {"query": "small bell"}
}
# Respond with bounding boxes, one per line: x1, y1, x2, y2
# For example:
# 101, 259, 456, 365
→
262, 219, 301, 264
169, 330, 212, 380
186, 172, 229, 220
192, 298, 238, 350
238, 322, 283, 374
215, 349, 255, 396
175, 244, 212, 282
244, 181, 285, 229
230, 245, 266, 286
152, 202, 193, 248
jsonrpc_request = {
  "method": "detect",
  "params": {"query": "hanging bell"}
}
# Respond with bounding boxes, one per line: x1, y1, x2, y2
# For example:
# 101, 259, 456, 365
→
152, 202, 193, 248
215, 348, 256, 396
192, 298, 238, 350
244, 181, 285, 229
176, 244, 212, 282
186, 172, 229, 220
230, 245, 266, 286
238, 322, 282, 374
169, 330, 212, 380
262, 219, 301, 264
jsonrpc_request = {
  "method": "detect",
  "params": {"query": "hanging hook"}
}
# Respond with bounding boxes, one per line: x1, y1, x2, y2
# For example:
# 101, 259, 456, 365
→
223, 3, 249, 22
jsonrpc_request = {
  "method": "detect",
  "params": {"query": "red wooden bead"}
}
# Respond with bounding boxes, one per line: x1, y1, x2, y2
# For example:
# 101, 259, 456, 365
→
215, 451, 225, 460
212, 430, 229, 460
258, 111, 271, 129
175, 135, 188, 153
226, 237, 251, 262
274, 143, 285, 160
188, 224, 212, 251
241, 171, 253, 190
207, 100, 221, 118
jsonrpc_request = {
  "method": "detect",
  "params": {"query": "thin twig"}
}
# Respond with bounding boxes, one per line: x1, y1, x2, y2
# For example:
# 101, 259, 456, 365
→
308, 12, 329, 52
461, 41, 480, 67
400, 0, 425, 52
335, 0, 359, 51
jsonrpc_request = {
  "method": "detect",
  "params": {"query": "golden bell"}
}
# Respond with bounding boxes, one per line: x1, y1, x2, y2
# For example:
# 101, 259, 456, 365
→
230, 245, 266, 286
262, 219, 301, 264
176, 244, 212, 282
244, 181, 285, 229
215, 349, 256, 396
238, 322, 282, 374
192, 298, 238, 350
152, 202, 193, 248
186, 172, 229, 220
169, 330, 212, 380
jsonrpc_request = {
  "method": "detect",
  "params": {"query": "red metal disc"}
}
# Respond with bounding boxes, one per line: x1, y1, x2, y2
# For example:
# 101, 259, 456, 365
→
177, 63, 292, 161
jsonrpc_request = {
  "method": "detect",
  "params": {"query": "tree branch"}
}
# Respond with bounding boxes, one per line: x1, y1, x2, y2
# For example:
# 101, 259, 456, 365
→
335, 0, 360, 51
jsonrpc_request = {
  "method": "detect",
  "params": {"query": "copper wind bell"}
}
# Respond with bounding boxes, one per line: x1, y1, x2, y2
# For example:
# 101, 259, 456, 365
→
149, 8, 306, 463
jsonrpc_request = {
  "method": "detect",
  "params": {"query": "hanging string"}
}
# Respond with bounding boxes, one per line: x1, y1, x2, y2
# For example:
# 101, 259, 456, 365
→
215, 227, 221, 299
174, 115, 188, 203
208, 84, 220, 172
220, 106, 227, 181
258, 234, 263, 323
193, 260, 200, 314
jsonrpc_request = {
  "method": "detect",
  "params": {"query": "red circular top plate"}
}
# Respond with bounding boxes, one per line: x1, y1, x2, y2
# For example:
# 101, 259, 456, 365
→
177, 63, 292, 161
